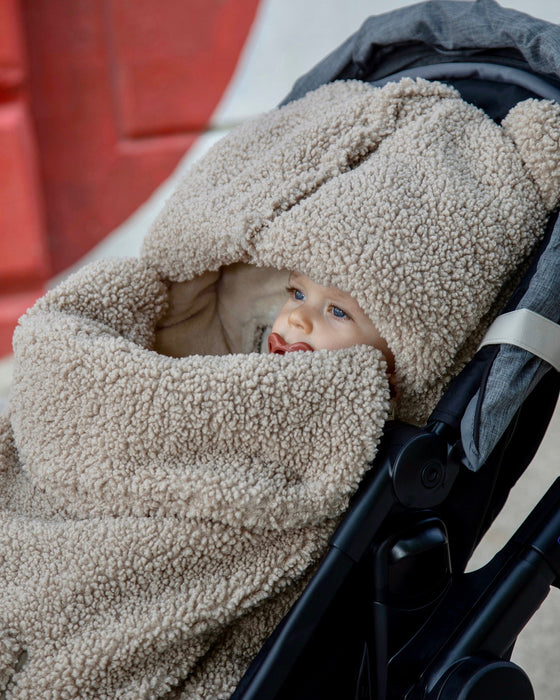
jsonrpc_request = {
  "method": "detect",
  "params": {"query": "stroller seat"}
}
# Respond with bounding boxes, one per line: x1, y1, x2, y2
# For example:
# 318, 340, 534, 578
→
232, 2, 560, 698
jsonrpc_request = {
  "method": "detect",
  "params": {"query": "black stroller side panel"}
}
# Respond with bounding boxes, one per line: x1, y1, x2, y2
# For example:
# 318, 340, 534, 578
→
232, 375, 560, 700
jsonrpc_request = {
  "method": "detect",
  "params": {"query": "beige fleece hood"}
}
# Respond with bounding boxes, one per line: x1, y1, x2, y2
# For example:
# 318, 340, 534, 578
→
143, 77, 560, 422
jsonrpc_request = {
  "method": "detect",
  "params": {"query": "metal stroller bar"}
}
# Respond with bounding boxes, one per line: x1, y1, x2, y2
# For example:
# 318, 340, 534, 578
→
389, 478, 560, 699
233, 374, 560, 699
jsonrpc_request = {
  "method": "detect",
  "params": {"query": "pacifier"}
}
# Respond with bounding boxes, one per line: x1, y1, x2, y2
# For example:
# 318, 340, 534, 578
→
268, 333, 313, 355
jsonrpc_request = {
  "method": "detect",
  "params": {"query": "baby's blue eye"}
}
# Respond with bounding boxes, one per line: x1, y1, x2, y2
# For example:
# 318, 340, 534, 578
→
294, 289, 304, 301
331, 306, 347, 319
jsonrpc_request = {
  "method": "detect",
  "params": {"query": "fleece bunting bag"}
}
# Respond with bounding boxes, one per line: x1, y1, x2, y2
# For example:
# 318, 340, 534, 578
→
2, 78, 560, 698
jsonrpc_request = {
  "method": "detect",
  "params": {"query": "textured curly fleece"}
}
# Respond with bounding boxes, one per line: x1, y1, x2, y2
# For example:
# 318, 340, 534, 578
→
4, 256, 389, 698
3, 76, 560, 699
144, 78, 560, 423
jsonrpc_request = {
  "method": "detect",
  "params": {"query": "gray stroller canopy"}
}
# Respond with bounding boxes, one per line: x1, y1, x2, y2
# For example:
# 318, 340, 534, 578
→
284, 0, 560, 104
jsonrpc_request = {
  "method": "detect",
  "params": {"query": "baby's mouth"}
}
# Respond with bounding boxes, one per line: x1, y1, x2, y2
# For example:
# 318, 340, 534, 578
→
268, 332, 313, 355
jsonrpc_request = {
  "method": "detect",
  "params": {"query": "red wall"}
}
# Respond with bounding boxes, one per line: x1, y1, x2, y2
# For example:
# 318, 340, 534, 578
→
0, 0, 260, 356
0, 0, 49, 357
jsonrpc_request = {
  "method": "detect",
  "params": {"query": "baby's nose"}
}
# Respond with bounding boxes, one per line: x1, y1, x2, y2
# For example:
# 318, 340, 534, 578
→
289, 306, 313, 333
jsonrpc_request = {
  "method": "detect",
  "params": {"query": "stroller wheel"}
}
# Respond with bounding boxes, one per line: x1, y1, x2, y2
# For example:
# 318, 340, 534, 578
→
433, 655, 534, 700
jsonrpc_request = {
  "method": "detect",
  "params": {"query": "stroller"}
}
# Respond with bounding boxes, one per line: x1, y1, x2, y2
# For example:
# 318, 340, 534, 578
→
231, 1, 560, 698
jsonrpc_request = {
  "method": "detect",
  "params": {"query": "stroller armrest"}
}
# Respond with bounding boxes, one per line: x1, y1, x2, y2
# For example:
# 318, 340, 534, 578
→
331, 422, 459, 562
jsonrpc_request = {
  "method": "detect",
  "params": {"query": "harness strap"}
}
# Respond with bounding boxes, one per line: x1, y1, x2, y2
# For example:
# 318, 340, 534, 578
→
479, 308, 560, 371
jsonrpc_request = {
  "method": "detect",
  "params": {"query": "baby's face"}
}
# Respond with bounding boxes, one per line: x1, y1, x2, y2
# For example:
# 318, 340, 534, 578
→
270, 272, 393, 367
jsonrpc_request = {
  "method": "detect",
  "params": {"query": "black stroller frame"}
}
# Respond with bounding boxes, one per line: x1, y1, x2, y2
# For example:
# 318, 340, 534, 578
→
232, 2, 560, 698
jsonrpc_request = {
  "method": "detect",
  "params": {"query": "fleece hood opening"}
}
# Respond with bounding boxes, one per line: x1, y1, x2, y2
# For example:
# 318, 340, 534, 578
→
154, 263, 289, 358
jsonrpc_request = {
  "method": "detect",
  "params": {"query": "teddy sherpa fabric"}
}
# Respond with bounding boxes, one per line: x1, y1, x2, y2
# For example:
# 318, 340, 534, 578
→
2, 77, 560, 698
2, 256, 389, 698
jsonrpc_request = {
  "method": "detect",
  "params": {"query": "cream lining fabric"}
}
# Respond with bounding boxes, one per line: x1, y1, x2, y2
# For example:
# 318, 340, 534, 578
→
154, 264, 288, 358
